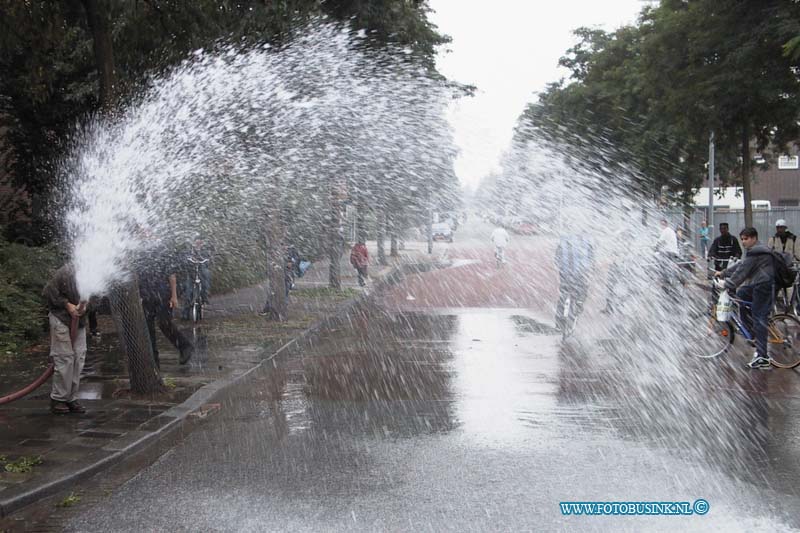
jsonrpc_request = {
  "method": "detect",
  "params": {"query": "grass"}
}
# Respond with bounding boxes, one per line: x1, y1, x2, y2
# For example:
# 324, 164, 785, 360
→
269, 317, 315, 329
56, 492, 81, 508
201, 313, 316, 344
293, 287, 360, 299
163, 377, 177, 389
4, 455, 43, 473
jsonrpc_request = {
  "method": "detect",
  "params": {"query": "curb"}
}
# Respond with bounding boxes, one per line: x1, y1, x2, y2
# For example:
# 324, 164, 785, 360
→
0, 259, 443, 518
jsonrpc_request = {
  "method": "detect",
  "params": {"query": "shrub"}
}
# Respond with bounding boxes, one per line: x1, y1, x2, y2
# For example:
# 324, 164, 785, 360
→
0, 232, 62, 352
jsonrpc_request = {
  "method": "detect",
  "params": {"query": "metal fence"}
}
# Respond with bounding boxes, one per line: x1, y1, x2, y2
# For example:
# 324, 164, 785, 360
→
664, 207, 800, 253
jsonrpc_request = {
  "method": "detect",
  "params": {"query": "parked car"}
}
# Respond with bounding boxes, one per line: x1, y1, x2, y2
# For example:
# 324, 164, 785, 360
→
432, 222, 453, 242
513, 221, 537, 235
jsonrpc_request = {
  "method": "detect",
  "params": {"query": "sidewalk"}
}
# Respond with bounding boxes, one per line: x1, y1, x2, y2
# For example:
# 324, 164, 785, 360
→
0, 242, 439, 518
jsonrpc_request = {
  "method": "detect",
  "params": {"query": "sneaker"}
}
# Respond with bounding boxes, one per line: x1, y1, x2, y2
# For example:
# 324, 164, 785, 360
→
747, 354, 771, 370
66, 400, 86, 413
50, 399, 69, 415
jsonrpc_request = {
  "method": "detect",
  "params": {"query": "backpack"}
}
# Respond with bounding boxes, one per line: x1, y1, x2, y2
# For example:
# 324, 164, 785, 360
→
771, 250, 796, 289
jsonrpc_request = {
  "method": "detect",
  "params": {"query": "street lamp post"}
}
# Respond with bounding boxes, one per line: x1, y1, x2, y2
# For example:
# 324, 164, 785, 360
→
708, 131, 715, 243
427, 195, 433, 255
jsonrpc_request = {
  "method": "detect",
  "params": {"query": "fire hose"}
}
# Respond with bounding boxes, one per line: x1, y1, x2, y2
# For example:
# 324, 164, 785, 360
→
0, 315, 79, 405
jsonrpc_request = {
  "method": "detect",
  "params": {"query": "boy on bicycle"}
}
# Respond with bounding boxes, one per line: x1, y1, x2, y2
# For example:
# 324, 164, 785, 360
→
715, 227, 774, 369
555, 234, 595, 333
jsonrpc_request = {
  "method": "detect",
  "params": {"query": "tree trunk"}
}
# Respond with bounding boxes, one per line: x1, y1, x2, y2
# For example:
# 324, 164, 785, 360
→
328, 185, 343, 290
81, 0, 117, 108
108, 279, 163, 395
263, 207, 288, 321
427, 197, 434, 254
377, 210, 387, 266
388, 212, 398, 257
356, 198, 367, 243
741, 123, 753, 228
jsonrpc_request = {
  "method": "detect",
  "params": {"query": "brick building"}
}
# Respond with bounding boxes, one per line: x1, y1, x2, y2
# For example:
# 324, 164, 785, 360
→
751, 145, 800, 207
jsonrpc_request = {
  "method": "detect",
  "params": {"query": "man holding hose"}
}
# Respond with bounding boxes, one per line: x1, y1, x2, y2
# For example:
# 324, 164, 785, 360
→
42, 264, 88, 414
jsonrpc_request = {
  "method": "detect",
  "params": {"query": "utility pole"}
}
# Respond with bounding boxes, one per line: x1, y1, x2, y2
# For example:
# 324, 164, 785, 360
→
708, 131, 715, 242
427, 193, 433, 255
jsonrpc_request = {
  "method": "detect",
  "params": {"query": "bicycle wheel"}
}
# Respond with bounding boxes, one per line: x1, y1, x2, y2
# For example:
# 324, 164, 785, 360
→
768, 313, 800, 368
686, 316, 735, 358
560, 297, 572, 341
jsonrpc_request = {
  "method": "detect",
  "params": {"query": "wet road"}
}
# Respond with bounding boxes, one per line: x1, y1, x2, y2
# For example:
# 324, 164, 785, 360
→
64, 221, 800, 531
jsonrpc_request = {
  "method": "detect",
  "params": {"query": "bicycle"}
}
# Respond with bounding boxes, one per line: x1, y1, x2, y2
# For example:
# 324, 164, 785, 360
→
557, 296, 574, 341
774, 263, 800, 315
187, 256, 209, 324
690, 280, 800, 368
556, 285, 586, 341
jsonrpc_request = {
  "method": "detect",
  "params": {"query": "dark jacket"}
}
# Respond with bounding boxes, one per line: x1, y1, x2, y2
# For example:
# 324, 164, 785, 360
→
555, 235, 595, 283
709, 234, 742, 261
135, 243, 179, 305
722, 243, 775, 289
767, 231, 798, 260
42, 264, 85, 328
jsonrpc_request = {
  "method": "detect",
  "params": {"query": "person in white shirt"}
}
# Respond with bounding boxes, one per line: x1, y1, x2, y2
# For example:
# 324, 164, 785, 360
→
655, 219, 683, 298
656, 219, 679, 256
491, 226, 510, 266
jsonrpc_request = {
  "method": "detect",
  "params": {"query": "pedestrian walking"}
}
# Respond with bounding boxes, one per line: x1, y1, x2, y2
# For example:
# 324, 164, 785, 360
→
136, 231, 194, 368
554, 234, 595, 331
655, 219, 679, 256
490, 226, 510, 266
88, 308, 100, 338
350, 240, 369, 286
698, 220, 710, 259
42, 264, 88, 414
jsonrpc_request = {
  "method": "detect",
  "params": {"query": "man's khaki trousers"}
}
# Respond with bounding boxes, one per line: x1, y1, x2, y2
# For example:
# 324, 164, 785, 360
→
49, 313, 87, 402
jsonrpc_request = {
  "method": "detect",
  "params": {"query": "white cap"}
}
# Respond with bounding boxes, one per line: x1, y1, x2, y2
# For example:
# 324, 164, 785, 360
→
776, 219, 787, 227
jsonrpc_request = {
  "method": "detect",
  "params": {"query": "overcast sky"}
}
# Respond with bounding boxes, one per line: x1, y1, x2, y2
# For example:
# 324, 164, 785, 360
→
428, 0, 649, 190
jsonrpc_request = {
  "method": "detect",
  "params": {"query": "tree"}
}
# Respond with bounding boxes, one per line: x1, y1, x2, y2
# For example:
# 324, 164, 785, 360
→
80, 0, 116, 108
108, 279, 163, 395
262, 205, 289, 320
641, 0, 800, 226
519, 0, 800, 226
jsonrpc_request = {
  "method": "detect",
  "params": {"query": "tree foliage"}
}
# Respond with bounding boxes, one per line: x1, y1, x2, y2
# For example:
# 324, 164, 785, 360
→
0, 0, 452, 241
517, 0, 800, 223
0, 232, 61, 351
